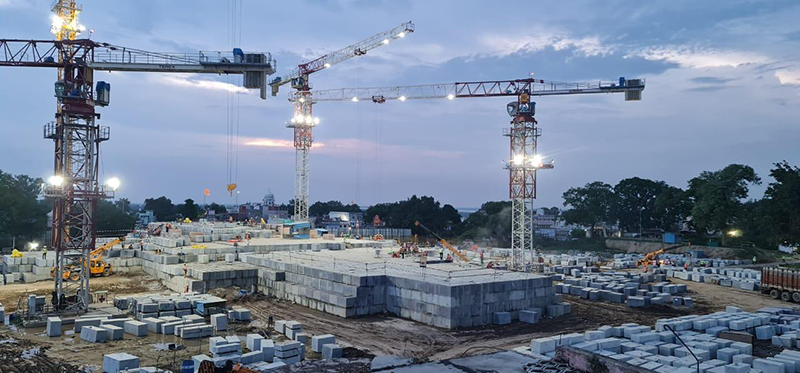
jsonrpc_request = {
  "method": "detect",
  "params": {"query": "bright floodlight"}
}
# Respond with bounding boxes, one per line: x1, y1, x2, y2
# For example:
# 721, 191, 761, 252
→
398, 32, 406, 38
324, 63, 331, 68
727, 229, 741, 237
382, 39, 390, 45
351, 96, 359, 102
447, 94, 455, 100
28, 242, 39, 250
106, 177, 121, 190
313, 117, 320, 125
512, 155, 524, 165
531, 154, 543, 167
48, 175, 64, 186
398, 95, 407, 101
299, 97, 305, 103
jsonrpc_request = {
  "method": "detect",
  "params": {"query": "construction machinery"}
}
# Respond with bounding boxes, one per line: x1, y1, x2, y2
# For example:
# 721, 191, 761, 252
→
297, 77, 645, 270
0, 0, 275, 312
636, 243, 690, 272
269, 22, 414, 223
414, 221, 469, 263
51, 238, 123, 280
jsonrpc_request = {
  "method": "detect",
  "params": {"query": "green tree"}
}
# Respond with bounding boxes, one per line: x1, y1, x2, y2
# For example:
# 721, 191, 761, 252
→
652, 185, 692, 231
612, 177, 667, 233
761, 161, 800, 246
278, 199, 295, 217
207, 202, 227, 214
176, 198, 202, 220
309, 200, 361, 217
0, 170, 50, 243
562, 181, 616, 233
95, 200, 137, 231
455, 201, 512, 246
688, 164, 760, 235
144, 196, 176, 221
115, 198, 132, 214
364, 195, 461, 235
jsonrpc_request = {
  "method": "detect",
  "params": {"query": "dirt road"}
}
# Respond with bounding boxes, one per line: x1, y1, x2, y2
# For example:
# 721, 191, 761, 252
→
671, 278, 787, 312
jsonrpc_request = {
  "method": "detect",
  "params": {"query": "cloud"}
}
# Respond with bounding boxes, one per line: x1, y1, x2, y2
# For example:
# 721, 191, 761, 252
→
631, 46, 768, 68
244, 137, 325, 149
480, 33, 616, 58
691, 76, 734, 84
159, 76, 249, 93
775, 69, 800, 86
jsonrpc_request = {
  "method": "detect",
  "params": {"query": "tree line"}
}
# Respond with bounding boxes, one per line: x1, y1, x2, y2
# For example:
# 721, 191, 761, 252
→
561, 162, 799, 248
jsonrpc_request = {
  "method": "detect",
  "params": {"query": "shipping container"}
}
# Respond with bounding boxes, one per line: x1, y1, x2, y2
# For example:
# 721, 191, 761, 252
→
761, 267, 800, 302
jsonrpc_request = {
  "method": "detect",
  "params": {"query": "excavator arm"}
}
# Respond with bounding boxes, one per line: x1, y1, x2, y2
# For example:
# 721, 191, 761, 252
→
637, 242, 689, 272
414, 221, 469, 263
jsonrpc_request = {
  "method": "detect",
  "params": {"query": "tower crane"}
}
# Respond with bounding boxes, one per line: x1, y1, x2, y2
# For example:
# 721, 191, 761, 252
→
268, 22, 414, 223
0, 0, 275, 313
292, 77, 645, 270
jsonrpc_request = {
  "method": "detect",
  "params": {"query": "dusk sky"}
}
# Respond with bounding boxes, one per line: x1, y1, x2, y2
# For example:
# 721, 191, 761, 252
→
1, 0, 798, 211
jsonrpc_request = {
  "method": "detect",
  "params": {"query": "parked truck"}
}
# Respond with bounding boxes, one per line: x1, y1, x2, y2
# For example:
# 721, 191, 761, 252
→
761, 267, 800, 302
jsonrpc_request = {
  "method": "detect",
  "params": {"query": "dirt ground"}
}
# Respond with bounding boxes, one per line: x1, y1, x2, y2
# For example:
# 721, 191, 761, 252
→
671, 277, 789, 313
0, 270, 792, 370
0, 273, 161, 312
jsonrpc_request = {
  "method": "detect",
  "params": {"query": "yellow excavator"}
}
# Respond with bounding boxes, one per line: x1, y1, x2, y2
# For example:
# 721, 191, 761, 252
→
51, 238, 123, 281
414, 221, 469, 262
637, 242, 690, 272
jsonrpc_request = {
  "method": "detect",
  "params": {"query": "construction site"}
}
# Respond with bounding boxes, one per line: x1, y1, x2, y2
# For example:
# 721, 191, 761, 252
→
1, 1, 799, 373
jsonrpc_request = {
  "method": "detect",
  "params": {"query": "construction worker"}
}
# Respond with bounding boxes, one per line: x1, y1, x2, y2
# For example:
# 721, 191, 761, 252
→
446, 253, 452, 262
183, 263, 188, 277
752, 256, 757, 264
480, 251, 484, 265
42, 247, 47, 260
439, 248, 444, 260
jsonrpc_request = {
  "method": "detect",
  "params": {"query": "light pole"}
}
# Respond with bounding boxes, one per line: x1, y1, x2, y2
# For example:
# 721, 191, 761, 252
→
639, 207, 644, 237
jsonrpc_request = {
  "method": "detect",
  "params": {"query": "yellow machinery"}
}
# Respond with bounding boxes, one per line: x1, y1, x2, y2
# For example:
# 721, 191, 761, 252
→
51, 238, 123, 280
637, 243, 689, 272
414, 221, 469, 262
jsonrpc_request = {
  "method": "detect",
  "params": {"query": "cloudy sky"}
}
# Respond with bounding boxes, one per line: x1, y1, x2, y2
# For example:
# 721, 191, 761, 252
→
1, 0, 798, 210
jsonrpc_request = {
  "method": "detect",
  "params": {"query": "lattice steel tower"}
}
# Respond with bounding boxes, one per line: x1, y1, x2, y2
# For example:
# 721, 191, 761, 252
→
504, 93, 553, 270
45, 0, 110, 312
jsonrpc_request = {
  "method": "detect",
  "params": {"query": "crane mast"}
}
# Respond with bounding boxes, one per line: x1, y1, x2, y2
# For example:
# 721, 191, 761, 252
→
1, 0, 274, 313
270, 22, 414, 223
299, 77, 645, 270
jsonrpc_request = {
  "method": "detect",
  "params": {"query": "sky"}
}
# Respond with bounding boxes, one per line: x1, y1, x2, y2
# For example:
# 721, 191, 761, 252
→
1, 0, 798, 211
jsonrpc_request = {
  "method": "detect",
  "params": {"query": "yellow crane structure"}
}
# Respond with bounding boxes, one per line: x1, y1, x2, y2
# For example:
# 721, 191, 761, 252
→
414, 221, 469, 263
637, 242, 690, 272
51, 238, 123, 280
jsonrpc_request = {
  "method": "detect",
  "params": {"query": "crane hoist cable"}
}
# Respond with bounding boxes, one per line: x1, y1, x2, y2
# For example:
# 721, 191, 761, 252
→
225, 0, 242, 197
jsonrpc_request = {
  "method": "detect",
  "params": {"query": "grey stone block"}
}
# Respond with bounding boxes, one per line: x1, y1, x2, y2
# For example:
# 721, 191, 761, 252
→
211, 313, 228, 331
46, 317, 61, 337
322, 343, 342, 359
311, 334, 335, 353
100, 324, 124, 340
123, 320, 147, 337
493, 312, 511, 325
103, 353, 140, 373
80, 326, 107, 343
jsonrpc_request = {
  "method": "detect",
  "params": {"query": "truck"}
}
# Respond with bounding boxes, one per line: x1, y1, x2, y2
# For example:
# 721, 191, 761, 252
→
761, 267, 800, 302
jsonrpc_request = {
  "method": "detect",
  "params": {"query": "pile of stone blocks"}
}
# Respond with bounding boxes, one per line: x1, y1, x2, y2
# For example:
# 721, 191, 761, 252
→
247, 253, 561, 329
662, 266, 761, 291
557, 270, 690, 308
119, 293, 225, 320
207, 336, 244, 366
274, 341, 304, 364
532, 305, 800, 372
311, 334, 336, 353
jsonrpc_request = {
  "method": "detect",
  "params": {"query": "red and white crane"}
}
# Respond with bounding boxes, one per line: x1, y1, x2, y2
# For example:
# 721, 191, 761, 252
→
298, 77, 645, 269
269, 22, 414, 223
0, 0, 274, 313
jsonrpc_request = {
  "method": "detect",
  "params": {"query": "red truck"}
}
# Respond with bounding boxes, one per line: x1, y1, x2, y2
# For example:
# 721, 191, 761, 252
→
762, 267, 800, 302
